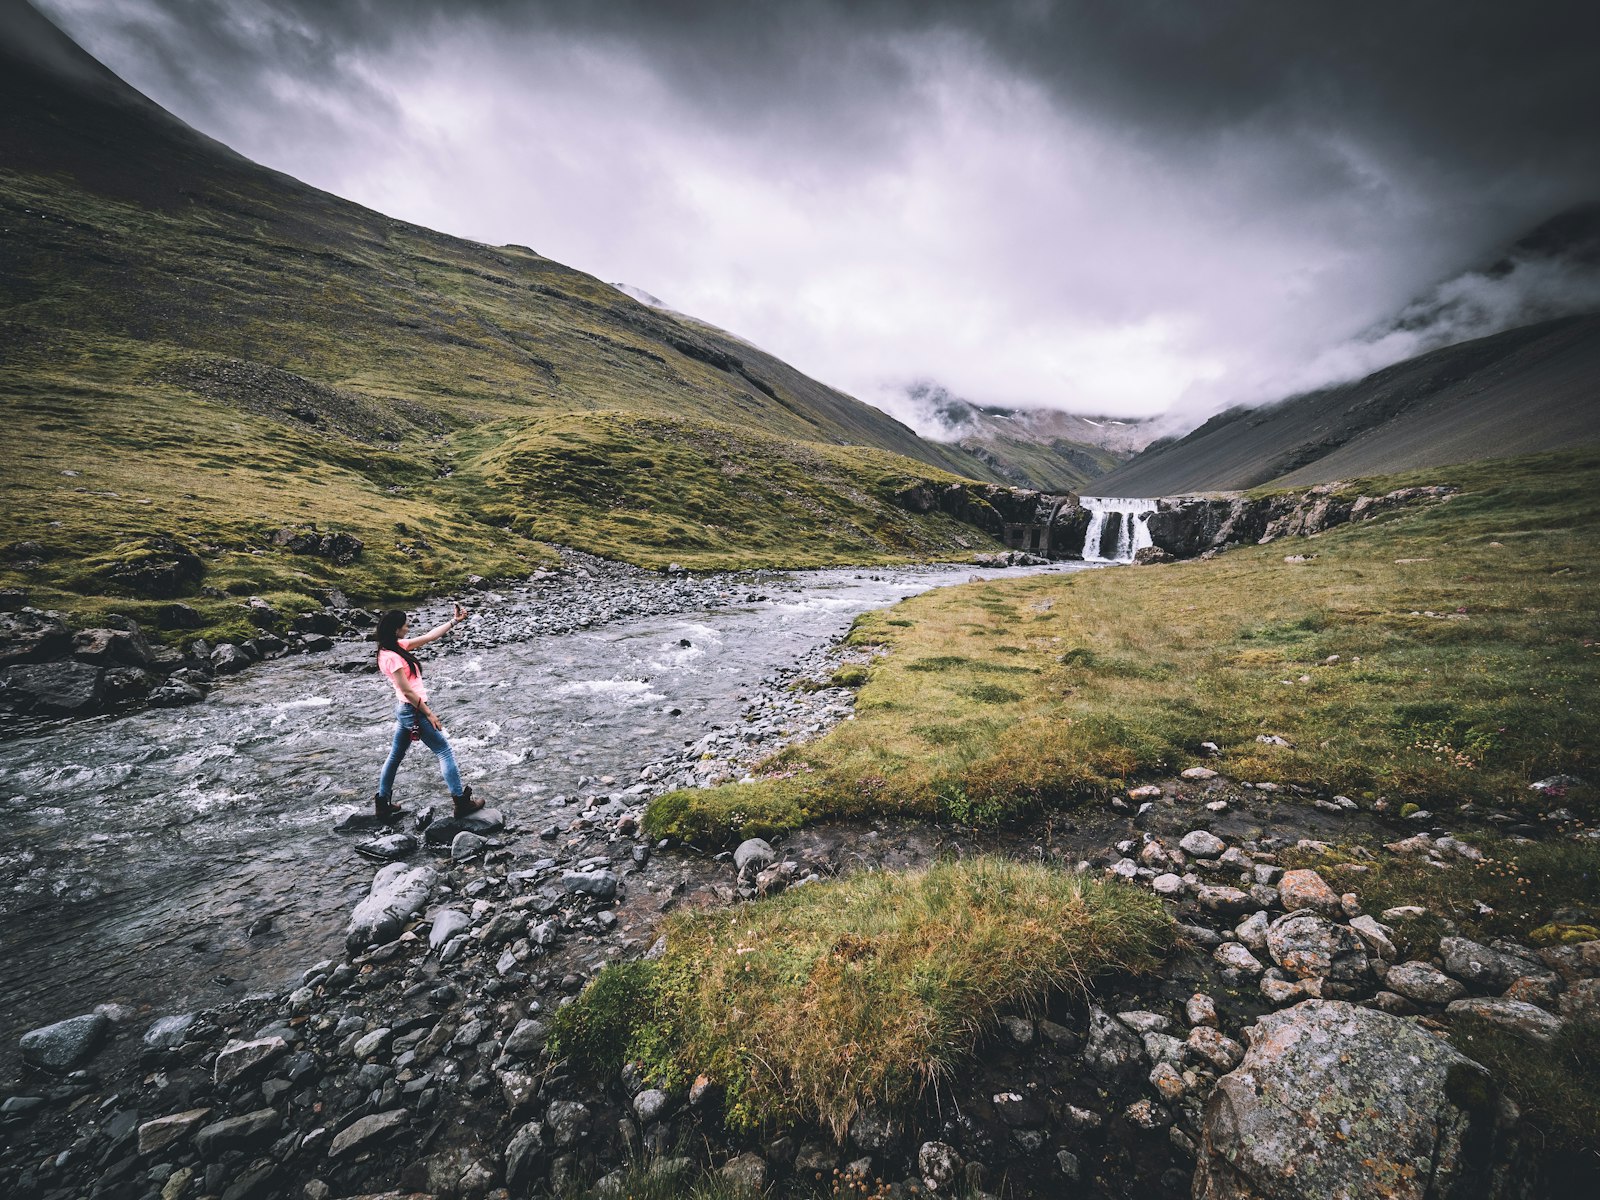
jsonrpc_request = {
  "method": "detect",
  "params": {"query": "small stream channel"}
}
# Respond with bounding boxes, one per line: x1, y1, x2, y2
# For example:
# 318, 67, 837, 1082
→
0, 560, 1093, 1069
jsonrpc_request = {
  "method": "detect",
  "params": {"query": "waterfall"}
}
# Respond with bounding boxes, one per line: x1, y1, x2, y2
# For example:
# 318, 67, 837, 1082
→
1080, 496, 1156, 563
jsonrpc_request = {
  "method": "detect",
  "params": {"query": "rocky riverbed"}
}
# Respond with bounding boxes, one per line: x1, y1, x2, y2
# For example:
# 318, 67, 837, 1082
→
4, 552, 1596, 1200
6, 748, 1596, 1199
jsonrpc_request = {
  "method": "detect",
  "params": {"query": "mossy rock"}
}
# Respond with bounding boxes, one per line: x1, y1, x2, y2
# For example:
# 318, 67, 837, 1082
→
85, 536, 205, 599
1529, 922, 1600, 946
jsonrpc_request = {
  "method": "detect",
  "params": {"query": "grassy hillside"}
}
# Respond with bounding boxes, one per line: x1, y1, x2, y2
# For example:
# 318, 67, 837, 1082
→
647, 447, 1600, 844
1098, 314, 1600, 494
0, 10, 1010, 634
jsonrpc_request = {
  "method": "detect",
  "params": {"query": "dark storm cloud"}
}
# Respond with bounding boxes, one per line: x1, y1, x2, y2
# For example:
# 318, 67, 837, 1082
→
29, 1, 1600, 424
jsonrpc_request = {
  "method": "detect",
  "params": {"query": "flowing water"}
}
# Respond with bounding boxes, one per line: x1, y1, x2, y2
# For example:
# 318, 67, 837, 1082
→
1080, 497, 1156, 563
0, 561, 1091, 1065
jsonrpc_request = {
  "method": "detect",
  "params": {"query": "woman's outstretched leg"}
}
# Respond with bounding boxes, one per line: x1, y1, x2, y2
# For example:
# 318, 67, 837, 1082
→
415, 718, 467, 802
374, 709, 412, 818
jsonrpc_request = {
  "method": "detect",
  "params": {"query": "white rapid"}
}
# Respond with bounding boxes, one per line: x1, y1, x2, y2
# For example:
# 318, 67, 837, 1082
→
1080, 496, 1157, 563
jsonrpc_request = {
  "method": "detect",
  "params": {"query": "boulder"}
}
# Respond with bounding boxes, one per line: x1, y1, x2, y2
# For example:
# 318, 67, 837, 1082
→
1266, 912, 1370, 983
1082, 1007, 1144, 1083
1385, 962, 1467, 1006
138, 1108, 212, 1156
734, 837, 777, 877
1195, 1000, 1502, 1200
1440, 937, 1541, 993
19, 1013, 109, 1071
213, 1036, 287, 1084
0, 661, 105, 715
1180, 830, 1227, 858
328, 1109, 408, 1158
0, 608, 72, 665
504, 1121, 546, 1192
427, 908, 471, 949
100, 535, 205, 598
194, 1108, 281, 1157
561, 870, 619, 901
346, 863, 437, 951
143, 1012, 199, 1050
1446, 997, 1564, 1043
1277, 869, 1343, 917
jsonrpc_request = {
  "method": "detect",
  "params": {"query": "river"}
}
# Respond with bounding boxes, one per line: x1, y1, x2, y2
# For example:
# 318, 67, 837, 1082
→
0, 559, 1091, 1070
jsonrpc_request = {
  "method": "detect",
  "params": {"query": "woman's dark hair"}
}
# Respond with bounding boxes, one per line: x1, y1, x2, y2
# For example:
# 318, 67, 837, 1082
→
376, 609, 422, 678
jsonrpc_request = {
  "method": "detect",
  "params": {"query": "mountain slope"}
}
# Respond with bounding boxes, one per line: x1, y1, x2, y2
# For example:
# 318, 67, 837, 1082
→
0, 2, 1016, 632
1096, 313, 1600, 495
883, 384, 1154, 491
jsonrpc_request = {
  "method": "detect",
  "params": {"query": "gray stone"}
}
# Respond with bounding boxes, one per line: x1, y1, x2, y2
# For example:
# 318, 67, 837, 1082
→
143, 1013, 199, 1050
327, 1109, 408, 1158
1385, 962, 1467, 1005
1180, 830, 1227, 858
546, 1099, 590, 1147
352, 1027, 392, 1059
1083, 1006, 1144, 1082
1278, 869, 1344, 917
137, 1108, 212, 1156
195, 1108, 281, 1157
918, 1140, 963, 1189
213, 1037, 288, 1085
346, 862, 437, 950
505, 1121, 546, 1192
561, 870, 619, 901
1214, 942, 1265, 975
1446, 997, 1564, 1043
504, 1017, 548, 1058
1235, 911, 1271, 951
633, 1088, 671, 1123
450, 830, 488, 860
721, 1152, 768, 1192
480, 910, 528, 946
1198, 886, 1256, 917
1186, 1026, 1244, 1072
1194, 1000, 1497, 1200
1440, 937, 1533, 993
427, 908, 470, 949
0, 660, 104, 715
734, 837, 777, 877
1348, 915, 1397, 962
19, 1013, 108, 1071
1187, 993, 1219, 1028
1265, 912, 1369, 983
1152, 872, 1185, 896
1000, 1015, 1035, 1045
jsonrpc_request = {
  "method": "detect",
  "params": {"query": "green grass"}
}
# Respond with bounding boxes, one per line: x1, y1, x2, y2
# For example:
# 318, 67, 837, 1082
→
0, 155, 1012, 643
550, 858, 1171, 1138
1280, 837, 1600, 947
1446, 1017, 1600, 1161
646, 448, 1600, 845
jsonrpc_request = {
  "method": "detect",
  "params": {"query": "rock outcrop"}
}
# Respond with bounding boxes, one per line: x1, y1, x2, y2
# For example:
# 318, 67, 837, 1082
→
1195, 1000, 1508, 1200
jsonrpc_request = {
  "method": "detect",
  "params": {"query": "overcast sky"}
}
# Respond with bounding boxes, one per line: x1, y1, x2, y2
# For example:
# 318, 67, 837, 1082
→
31, 0, 1600, 430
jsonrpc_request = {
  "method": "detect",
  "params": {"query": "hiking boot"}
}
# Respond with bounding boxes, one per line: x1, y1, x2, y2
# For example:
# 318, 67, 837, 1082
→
374, 793, 407, 822
453, 784, 484, 818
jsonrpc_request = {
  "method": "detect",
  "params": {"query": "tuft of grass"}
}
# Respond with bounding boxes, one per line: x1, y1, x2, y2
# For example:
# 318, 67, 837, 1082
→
552, 858, 1171, 1137
1280, 838, 1600, 945
647, 449, 1600, 845
1447, 1016, 1600, 1162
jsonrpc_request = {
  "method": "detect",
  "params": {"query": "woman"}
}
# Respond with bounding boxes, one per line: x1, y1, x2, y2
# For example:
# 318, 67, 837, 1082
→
372, 603, 483, 821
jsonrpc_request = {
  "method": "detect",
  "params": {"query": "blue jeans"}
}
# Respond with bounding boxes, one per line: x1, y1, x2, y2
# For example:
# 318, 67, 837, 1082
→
377, 704, 464, 800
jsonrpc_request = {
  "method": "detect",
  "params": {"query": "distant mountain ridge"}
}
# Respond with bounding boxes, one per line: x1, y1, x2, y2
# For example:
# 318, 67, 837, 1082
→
885, 382, 1157, 492
1097, 208, 1600, 495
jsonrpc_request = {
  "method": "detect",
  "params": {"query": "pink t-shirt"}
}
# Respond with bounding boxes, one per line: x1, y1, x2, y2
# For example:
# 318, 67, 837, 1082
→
378, 647, 428, 703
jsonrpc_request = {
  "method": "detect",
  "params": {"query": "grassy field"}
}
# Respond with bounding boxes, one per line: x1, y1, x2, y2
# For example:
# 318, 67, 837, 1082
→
0, 106, 1015, 643
646, 448, 1600, 845
551, 858, 1171, 1137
